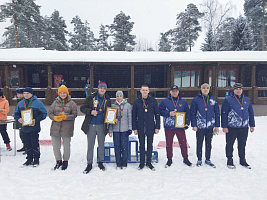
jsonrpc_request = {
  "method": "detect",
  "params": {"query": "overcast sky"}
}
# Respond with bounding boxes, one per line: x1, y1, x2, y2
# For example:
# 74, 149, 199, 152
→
0, 0, 244, 51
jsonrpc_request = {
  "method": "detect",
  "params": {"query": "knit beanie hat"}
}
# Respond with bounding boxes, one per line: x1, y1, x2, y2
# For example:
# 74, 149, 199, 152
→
201, 83, 210, 89
98, 82, 107, 90
233, 83, 243, 90
16, 88, 24, 94
23, 87, 33, 95
116, 90, 124, 97
58, 85, 69, 96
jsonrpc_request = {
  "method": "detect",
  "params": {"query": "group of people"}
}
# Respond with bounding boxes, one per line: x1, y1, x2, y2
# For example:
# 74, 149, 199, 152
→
0, 81, 255, 172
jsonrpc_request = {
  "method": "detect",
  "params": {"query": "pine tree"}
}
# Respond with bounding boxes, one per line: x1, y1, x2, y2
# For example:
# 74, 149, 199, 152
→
158, 32, 172, 52
110, 11, 136, 51
201, 27, 214, 51
44, 10, 68, 51
69, 16, 95, 51
97, 24, 111, 51
172, 3, 203, 51
0, 0, 45, 48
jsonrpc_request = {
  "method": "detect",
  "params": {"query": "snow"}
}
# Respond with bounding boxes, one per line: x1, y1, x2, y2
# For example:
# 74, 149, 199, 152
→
1, 48, 267, 63
0, 116, 266, 200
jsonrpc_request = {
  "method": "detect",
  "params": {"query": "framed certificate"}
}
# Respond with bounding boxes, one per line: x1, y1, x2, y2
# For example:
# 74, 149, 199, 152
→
104, 107, 118, 124
21, 109, 33, 126
175, 112, 186, 128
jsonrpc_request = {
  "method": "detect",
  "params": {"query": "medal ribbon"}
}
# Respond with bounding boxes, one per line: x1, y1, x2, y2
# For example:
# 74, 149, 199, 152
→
202, 95, 209, 109
97, 95, 105, 110
116, 100, 125, 113
171, 96, 179, 110
24, 98, 33, 109
61, 99, 65, 111
234, 94, 244, 108
142, 97, 149, 109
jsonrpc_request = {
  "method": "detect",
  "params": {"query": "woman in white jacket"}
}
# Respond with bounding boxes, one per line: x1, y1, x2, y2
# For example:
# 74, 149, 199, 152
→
109, 91, 132, 169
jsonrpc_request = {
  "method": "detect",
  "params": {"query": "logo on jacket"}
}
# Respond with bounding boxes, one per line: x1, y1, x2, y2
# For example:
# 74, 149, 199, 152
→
244, 102, 247, 104
179, 104, 182, 107
209, 99, 215, 105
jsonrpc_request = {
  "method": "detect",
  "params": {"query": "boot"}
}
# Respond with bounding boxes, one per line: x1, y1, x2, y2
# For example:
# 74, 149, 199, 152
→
138, 163, 145, 170
17, 147, 25, 152
240, 159, 251, 169
146, 163, 156, 171
33, 158, 39, 167
227, 158, 236, 169
165, 159, 173, 168
62, 161, 68, 170
53, 160, 63, 170
83, 164, 92, 174
98, 162, 105, 171
6, 143, 12, 151
23, 159, 33, 166
183, 158, 192, 167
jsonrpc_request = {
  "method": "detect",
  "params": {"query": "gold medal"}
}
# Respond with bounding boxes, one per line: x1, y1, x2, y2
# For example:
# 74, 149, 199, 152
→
121, 112, 124, 116
99, 109, 102, 111
145, 109, 148, 112
205, 108, 208, 111
174, 109, 177, 112
241, 107, 244, 110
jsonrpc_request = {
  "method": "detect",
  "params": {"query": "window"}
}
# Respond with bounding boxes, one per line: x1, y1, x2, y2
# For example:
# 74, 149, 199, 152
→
174, 70, 200, 88
209, 69, 237, 87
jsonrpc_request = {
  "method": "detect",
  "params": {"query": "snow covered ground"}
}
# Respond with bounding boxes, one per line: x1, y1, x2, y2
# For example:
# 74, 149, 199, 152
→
0, 116, 266, 200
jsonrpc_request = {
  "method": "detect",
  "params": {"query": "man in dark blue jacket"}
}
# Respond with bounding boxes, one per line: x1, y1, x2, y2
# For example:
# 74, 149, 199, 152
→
132, 85, 160, 171
191, 83, 220, 168
14, 87, 47, 167
159, 85, 192, 167
221, 83, 255, 169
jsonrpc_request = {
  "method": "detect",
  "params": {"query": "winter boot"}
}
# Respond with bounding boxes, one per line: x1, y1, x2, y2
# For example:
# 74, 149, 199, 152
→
196, 160, 202, 167
98, 162, 106, 171
165, 159, 173, 168
138, 163, 145, 170
62, 161, 68, 170
227, 158, 236, 169
83, 164, 92, 174
6, 143, 12, 151
240, 159, 251, 169
33, 158, 39, 167
23, 159, 33, 166
17, 147, 25, 152
146, 163, 156, 171
183, 158, 193, 167
205, 160, 216, 168
53, 160, 63, 170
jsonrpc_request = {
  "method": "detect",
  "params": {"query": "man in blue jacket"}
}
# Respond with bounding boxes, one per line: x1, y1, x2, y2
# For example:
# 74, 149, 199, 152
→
132, 85, 160, 171
159, 85, 192, 167
221, 83, 255, 169
14, 87, 47, 167
190, 83, 220, 168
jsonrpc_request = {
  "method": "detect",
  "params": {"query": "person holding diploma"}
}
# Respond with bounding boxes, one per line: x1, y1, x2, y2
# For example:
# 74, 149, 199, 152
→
132, 85, 160, 171
0, 90, 12, 151
221, 83, 255, 169
190, 83, 220, 168
14, 87, 47, 167
159, 85, 191, 167
108, 91, 132, 169
81, 82, 111, 174
48, 85, 78, 170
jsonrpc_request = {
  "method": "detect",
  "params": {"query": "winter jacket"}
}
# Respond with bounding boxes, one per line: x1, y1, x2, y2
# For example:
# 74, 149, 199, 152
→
190, 91, 220, 130
132, 95, 160, 135
221, 92, 255, 128
159, 94, 190, 129
0, 96, 9, 120
48, 96, 78, 137
13, 98, 23, 129
14, 95, 47, 133
108, 99, 132, 133
80, 91, 111, 134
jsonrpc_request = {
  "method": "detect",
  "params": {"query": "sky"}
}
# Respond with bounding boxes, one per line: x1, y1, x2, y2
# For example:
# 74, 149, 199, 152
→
0, 0, 245, 51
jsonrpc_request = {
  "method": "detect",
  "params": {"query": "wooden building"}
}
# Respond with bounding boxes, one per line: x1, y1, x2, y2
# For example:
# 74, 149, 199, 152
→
0, 48, 267, 105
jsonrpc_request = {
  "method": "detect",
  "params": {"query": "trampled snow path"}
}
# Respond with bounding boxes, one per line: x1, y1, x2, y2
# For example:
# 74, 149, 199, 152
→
0, 116, 266, 200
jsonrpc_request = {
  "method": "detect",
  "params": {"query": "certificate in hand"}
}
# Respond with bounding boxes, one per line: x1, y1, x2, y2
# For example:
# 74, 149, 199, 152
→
21, 109, 33, 126
174, 112, 186, 128
104, 107, 118, 124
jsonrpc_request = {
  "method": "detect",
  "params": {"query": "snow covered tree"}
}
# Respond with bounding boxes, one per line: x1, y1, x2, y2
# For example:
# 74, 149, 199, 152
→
172, 3, 203, 51
69, 16, 96, 51
110, 11, 136, 51
44, 10, 68, 51
97, 24, 111, 51
0, 0, 45, 48
158, 32, 172, 52
201, 27, 215, 51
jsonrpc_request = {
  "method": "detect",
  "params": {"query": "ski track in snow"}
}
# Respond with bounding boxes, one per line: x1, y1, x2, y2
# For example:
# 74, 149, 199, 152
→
0, 116, 266, 200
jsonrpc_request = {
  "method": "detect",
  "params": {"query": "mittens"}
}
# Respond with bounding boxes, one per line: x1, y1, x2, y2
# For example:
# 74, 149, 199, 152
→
60, 112, 67, 120
53, 116, 63, 122
128, 130, 132, 135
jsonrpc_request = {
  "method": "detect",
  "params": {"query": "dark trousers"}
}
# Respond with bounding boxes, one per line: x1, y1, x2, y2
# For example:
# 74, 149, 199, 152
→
226, 127, 249, 160
24, 131, 40, 160
165, 129, 188, 159
113, 131, 129, 166
0, 124, 10, 144
196, 129, 213, 161
138, 134, 154, 164
19, 129, 25, 147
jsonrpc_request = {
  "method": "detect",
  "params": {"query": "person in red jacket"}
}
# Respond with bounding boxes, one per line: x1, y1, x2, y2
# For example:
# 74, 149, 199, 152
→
0, 90, 12, 151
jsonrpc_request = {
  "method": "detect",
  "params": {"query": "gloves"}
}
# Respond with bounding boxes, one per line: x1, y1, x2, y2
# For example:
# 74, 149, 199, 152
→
60, 112, 67, 120
53, 116, 63, 122
128, 130, 132, 135
184, 125, 189, 130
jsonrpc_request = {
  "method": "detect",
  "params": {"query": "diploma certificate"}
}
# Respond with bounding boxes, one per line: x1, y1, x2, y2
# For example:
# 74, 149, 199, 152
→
174, 112, 186, 128
21, 109, 33, 126
104, 107, 118, 124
